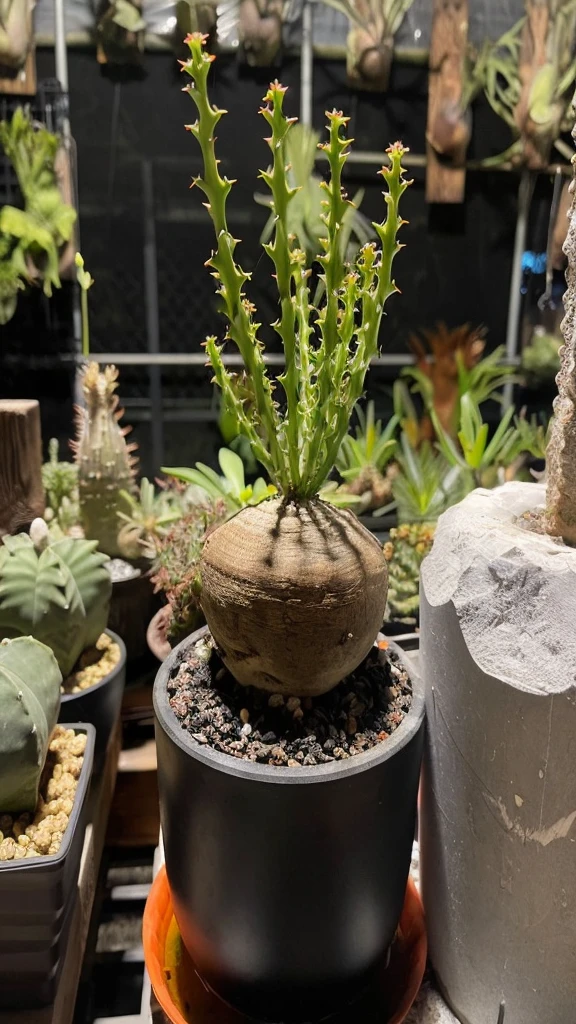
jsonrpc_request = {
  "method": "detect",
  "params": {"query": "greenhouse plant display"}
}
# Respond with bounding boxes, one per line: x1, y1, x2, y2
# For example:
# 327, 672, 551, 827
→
418, 113, 576, 1024
0, 635, 95, 1008
0, 518, 125, 765
152, 34, 425, 1023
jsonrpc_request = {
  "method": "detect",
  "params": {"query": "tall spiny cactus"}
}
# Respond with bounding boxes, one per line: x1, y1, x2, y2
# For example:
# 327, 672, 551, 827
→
0, 518, 112, 677
182, 33, 409, 499
72, 362, 138, 557
0, 636, 62, 813
546, 112, 576, 544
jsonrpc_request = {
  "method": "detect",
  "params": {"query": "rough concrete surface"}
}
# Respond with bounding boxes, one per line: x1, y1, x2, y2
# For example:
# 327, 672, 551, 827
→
419, 482, 576, 1024
421, 481, 576, 694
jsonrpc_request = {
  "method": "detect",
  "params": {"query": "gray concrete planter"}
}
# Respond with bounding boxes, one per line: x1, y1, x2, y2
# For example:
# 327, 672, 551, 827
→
154, 628, 425, 1023
419, 482, 576, 1024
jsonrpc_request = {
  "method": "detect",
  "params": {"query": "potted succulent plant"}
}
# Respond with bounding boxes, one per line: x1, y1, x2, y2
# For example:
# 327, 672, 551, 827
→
0, 635, 95, 1008
0, 518, 125, 767
418, 117, 576, 1024
153, 34, 424, 1023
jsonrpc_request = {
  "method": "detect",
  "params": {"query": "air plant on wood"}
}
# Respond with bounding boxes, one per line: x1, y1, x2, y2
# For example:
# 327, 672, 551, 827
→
182, 33, 409, 696
317, 0, 414, 92
481, 0, 576, 169
0, 0, 35, 71
97, 0, 146, 65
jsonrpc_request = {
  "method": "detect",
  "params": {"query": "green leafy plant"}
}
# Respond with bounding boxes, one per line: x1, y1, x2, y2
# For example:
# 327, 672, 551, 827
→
335, 400, 398, 509
75, 252, 94, 358
0, 519, 112, 678
0, 107, 77, 321
254, 122, 375, 275
117, 477, 183, 560
97, 0, 146, 65
0, 636, 62, 814
163, 447, 276, 514
182, 34, 409, 696
432, 393, 524, 488
42, 438, 80, 533
383, 432, 465, 522
383, 522, 435, 621
151, 501, 227, 643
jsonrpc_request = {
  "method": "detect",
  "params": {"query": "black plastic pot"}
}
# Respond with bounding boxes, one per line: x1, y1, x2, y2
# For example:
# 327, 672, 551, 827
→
154, 629, 425, 1023
0, 723, 95, 1008
108, 565, 161, 664
59, 629, 126, 772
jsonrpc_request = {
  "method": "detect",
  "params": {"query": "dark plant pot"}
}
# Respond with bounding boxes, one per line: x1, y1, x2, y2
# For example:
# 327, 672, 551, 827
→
154, 628, 425, 1023
108, 566, 161, 663
0, 724, 95, 1008
357, 513, 394, 544
59, 629, 126, 772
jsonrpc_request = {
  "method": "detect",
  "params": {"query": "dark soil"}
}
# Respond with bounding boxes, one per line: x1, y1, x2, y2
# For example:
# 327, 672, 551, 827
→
167, 634, 412, 767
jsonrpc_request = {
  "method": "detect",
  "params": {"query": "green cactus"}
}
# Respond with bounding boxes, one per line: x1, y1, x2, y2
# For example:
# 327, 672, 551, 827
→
72, 362, 137, 557
0, 636, 62, 813
42, 437, 80, 533
0, 519, 112, 678
383, 522, 435, 621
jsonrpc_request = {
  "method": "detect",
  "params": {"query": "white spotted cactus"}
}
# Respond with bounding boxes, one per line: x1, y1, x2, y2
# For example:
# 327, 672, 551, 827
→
0, 519, 112, 677
0, 636, 62, 813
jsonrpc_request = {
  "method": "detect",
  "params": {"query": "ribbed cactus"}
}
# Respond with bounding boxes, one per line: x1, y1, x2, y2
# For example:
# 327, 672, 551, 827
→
383, 522, 435, 621
0, 519, 112, 677
72, 362, 137, 557
0, 636, 62, 813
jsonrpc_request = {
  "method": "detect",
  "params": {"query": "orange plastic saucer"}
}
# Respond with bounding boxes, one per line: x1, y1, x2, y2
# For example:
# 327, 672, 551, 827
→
143, 866, 426, 1024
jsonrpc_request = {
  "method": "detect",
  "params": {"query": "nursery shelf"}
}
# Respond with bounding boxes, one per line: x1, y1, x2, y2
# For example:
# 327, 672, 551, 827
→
0, 720, 122, 1024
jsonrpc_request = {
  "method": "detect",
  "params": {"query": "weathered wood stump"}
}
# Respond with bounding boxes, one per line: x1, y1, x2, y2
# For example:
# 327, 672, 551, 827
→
0, 399, 44, 535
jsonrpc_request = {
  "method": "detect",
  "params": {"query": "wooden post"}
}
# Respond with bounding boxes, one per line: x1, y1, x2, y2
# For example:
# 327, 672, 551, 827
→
0, 400, 44, 536
426, 0, 469, 204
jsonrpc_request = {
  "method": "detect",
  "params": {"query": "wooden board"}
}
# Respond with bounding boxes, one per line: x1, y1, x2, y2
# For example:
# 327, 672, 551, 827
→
0, 721, 122, 1024
426, 0, 469, 203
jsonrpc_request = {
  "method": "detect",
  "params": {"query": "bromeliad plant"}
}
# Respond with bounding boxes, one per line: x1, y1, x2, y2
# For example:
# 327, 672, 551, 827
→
335, 400, 398, 510
183, 34, 409, 695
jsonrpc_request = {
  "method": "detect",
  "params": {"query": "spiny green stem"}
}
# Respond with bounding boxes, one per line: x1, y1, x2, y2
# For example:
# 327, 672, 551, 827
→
183, 33, 410, 501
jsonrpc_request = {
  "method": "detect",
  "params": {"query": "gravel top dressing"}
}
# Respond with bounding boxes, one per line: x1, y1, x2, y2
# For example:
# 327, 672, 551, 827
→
167, 635, 412, 767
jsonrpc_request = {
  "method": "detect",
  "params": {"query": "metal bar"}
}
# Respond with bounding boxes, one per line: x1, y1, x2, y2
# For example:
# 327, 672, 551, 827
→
53, 0, 70, 140
300, 0, 313, 128
141, 159, 164, 471
318, 150, 572, 175
85, 352, 419, 367
503, 170, 534, 409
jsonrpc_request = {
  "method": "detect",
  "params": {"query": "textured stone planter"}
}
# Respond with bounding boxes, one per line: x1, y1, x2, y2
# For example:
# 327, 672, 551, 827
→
419, 482, 576, 1024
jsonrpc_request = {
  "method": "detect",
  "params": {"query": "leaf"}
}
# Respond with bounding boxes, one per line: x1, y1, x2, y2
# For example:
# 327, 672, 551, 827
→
218, 447, 246, 498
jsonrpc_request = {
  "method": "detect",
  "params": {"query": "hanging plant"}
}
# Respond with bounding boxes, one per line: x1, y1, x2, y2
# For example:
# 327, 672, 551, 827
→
316, 0, 415, 92
0, 0, 35, 71
96, 0, 146, 66
480, 0, 576, 168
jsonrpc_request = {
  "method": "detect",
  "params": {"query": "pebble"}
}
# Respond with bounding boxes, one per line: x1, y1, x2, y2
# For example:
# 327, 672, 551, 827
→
168, 642, 412, 770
